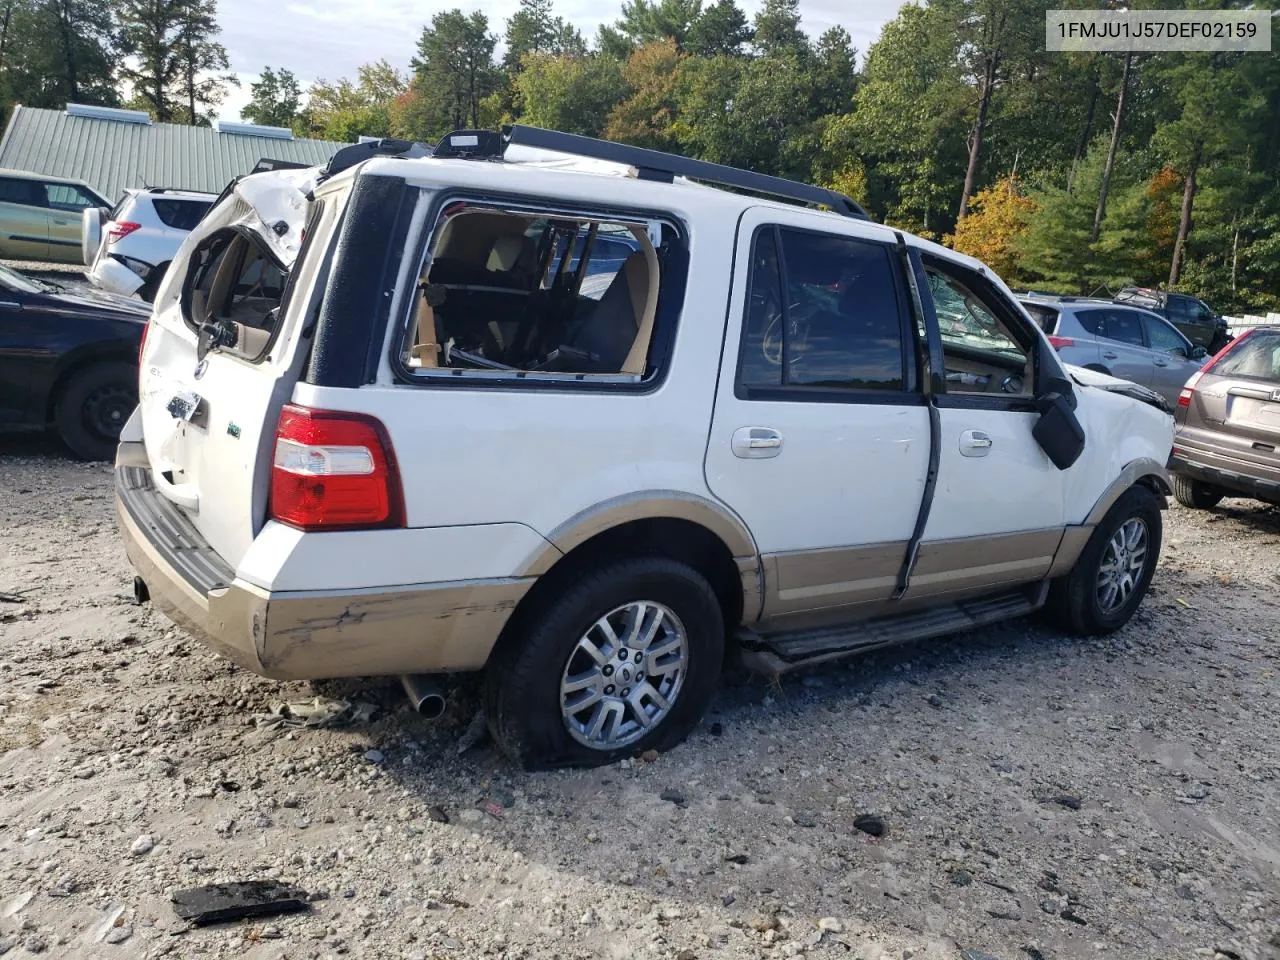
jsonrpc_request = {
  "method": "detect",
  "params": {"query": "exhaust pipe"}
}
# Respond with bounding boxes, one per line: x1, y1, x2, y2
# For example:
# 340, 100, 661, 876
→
133, 576, 150, 605
400, 674, 446, 720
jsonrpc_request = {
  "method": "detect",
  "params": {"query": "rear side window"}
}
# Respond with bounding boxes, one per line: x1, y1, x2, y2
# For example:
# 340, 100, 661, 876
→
738, 227, 909, 394
400, 200, 683, 385
1214, 332, 1280, 381
1078, 308, 1144, 346
153, 198, 213, 231
0, 177, 45, 207
1020, 302, 1059, 334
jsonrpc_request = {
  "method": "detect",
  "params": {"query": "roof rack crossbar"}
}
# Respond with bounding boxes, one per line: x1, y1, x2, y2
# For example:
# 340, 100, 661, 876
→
500, 124, 870, 220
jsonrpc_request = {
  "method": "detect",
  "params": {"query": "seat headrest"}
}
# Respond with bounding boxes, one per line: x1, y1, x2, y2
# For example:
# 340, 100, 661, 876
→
486, 235, 526, 273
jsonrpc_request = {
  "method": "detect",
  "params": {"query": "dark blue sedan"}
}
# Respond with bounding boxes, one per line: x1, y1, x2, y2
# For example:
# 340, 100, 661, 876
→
0, 264, 150, 460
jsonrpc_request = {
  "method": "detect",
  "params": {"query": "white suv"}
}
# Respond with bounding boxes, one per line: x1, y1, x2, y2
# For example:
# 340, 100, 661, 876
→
83, 188, 215, 301
115, 129, 1175, 769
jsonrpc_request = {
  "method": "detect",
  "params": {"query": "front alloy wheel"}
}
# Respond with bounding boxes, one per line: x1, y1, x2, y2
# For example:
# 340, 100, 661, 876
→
1095, 518, 1148, 615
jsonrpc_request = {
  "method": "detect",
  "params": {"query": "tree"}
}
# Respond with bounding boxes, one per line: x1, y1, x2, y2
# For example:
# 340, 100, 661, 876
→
1092, 52, 1132, 241
173, 0, 234, 125
605, 39, 682, 150
242, 66, 302, 128
847, 2, 968, 232
410, 10, 498, 133
685, 0, 751, 57
948, 175, 1035, 280
513, 52, 626, 138
952, 0, 1043, 221
302, 60, 406, 142
117, 0, 185, 121
810, 26, 856, 117
504, 0, 583, 73
2, 0, 118, 116
751, 0, 806, 57
612, 0, 702, 49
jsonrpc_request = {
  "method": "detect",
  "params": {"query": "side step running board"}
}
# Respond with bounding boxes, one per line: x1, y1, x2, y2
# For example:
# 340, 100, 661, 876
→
737, 583, 1049, 678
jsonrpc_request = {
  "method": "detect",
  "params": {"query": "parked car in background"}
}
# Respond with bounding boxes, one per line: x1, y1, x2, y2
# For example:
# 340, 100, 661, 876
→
0, 169, 109, 263
0, 263, 149, 459
1113, 287, 1231, 353
1169, 325, 1280, 509
83, 187, 216, 301
116, 129, 1174, 771
1019, 293, 1207, 409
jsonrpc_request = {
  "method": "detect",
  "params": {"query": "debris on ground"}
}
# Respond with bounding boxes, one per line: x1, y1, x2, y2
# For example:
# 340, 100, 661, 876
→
853, 814, 886, 837
170, 881, 311, 926
455, 707, 490, 755
252, 696, 377, 730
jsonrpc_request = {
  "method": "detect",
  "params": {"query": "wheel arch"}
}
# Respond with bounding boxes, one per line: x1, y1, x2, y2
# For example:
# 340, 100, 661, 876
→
1084, 457, 1172, 527
496, 493, 762, 665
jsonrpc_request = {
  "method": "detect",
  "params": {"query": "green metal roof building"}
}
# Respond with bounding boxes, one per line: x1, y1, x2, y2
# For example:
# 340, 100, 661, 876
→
0, 104, 346, 202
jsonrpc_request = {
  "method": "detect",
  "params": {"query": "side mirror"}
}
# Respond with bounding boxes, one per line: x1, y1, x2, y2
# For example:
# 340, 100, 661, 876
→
1033, 392, 1086, 470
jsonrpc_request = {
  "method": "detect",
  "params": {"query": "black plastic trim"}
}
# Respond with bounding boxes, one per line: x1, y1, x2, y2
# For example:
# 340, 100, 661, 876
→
306, 174, 416, 388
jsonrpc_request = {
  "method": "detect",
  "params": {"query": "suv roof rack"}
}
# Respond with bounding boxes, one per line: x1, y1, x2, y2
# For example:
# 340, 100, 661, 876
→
321, 138, 434, 181
432, 125, 871, 220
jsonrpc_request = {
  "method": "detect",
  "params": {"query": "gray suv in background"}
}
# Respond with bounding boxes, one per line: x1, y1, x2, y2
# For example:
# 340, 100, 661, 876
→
1019, 294, 1209, 408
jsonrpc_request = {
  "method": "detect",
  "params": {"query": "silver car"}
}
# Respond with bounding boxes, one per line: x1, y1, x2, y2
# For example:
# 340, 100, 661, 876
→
1018, 294, 1210, 407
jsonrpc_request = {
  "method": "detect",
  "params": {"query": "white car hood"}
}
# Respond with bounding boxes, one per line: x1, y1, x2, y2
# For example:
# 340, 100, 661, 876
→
233, 165, 323, 268
1064, 362, 1171, 413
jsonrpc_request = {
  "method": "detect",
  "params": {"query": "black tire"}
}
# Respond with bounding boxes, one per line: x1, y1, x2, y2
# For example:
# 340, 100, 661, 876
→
1046, 485, 1163, 636
485, 556, 725, 770
137, 262, 169, 303
1171, 474, 1224, 510
54, 361, 138, 461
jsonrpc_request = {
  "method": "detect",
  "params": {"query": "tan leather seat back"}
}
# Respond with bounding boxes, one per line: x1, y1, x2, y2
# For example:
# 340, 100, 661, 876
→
621, 229, 660, 376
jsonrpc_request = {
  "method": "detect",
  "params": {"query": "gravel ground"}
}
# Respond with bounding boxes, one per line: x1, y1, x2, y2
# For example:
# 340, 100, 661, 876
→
1, 436, 1278, 960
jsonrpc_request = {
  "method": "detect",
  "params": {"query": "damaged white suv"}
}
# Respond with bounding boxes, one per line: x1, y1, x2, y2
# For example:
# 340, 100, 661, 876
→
116, 128, 1175, 769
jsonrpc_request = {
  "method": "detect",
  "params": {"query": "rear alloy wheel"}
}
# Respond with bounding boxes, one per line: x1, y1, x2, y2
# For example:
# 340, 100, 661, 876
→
486, 556, 724, 770
1047, 485, 1163, 636
1172, 474, 1224, 510
54, 361, 138, 461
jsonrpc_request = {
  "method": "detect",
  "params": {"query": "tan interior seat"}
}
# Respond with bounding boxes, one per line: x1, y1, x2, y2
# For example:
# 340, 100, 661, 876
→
621, 227, 660, 376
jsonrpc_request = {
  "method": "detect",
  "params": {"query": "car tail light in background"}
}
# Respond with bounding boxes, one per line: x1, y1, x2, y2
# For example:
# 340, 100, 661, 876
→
105, 221, 141, 243
269, 405, 404, 531
1177, 329, 1252, 407
1047, 335, 1075, 349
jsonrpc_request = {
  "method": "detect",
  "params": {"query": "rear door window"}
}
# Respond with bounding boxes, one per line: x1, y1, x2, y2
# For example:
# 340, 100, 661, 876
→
1081, 309, 1145, 347
183, 228, 289, 361
153, 198, 213, 231
738, 227, 909, 393
1020, 302, 1059, 334
0, 177, 45, 207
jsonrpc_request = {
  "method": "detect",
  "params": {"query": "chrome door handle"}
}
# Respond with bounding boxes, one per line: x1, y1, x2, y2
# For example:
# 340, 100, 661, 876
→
1102, 351, 1118, 359
732, 426, 783, 459
1154, 359, 1169, 367
959, 429, 993, 457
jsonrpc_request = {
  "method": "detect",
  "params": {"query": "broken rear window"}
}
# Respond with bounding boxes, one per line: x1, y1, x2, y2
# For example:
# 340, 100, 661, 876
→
181, 227, 288, 362
402, 202, 681, 383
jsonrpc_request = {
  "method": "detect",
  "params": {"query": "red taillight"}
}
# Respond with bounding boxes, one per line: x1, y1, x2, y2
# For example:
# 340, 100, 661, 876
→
269, 404, 404, 531
106, 221, 141, 243
1179, 329, 1250, 408
1177, 370, 1203, 408
1047, 335, 1074, 349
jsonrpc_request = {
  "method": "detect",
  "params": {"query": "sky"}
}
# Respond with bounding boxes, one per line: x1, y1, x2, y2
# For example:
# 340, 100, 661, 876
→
214, 0, 908, 122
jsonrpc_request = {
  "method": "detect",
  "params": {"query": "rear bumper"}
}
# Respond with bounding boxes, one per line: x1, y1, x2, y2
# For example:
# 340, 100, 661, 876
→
1169, 445, 1280, 504
87, 254, 145, 297
115, 440, 532, 680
